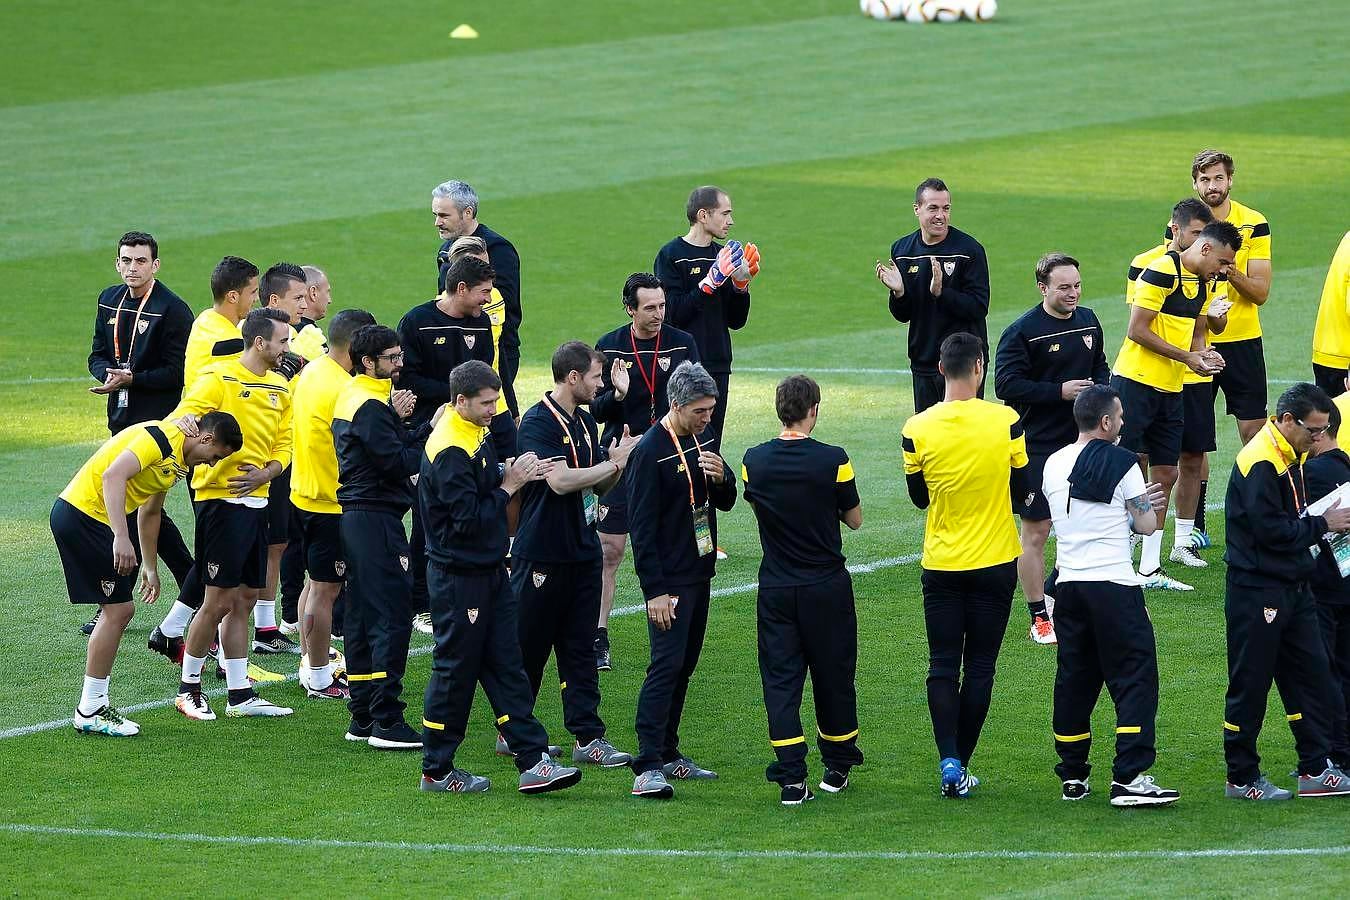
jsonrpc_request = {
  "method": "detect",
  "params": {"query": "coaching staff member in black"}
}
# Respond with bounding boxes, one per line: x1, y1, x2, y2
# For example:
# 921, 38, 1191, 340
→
513, 341, 639, 768
87, 231, 194, 631
1042, 385, 1179, 806
627, 361, 737, 799
743, 375, 863, 806
1223, 383, 1350, 800
995, 252, 1110, 643
419, 360, 581, 795
333, 324, 437, 750
879, 178, 991, 414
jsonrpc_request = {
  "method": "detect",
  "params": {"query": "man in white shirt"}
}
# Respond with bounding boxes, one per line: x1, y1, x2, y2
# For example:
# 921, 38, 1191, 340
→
1042, 384, 1179, 807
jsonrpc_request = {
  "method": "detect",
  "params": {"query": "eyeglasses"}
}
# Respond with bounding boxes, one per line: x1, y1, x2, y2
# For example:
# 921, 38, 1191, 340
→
1297, 418, 1331, 437
376, 352, 405, 363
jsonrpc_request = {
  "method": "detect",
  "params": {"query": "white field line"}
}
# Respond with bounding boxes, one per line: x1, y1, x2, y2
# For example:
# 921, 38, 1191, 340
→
0, 823, 1346, 862
736, 367, 1303, 385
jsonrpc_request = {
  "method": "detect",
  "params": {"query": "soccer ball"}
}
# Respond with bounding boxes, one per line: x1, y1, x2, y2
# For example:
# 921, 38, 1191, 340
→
965, 0, 999, 21
859, 0, 903, 19
903, 1, 936, 22
924, 1, 965, 22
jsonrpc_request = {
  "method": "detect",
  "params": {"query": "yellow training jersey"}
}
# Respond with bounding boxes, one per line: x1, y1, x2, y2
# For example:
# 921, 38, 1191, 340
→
1335, 392, 1350, 433
902, 398, 1026, 572
59, 422, 190, 525
170, 358, 292, 501
183, 308, 244, 388
1114, 251, 1211, 394
290, 355, 351, 514
1127, 243, 1221, 387
1312, 232, 1350, 369
292, 322, 327, 362
1211, 199, 1270, 344
485, 287, 506, 365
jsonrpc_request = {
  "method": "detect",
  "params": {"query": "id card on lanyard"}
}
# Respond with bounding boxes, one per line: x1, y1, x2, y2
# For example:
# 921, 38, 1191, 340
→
664, 420, 713, 557
112, 282, 153, 410
544, 395, 599, 525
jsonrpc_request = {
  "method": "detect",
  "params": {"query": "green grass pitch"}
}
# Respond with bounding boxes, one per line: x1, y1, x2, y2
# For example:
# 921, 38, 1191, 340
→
2, 0, 1349, 895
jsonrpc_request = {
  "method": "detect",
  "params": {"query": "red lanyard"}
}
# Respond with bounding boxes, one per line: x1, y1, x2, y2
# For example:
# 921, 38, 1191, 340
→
542, 394, 594, 469
1267, 426, 1305, 513
629, 326, 662, 424
663, 418, 705, 508
112, 280, 154, 366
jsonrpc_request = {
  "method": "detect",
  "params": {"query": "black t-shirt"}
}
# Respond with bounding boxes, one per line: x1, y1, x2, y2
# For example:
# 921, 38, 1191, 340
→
743, 437, 860, 587
514, 394, 610, 564
886, 226, 990, 374
591, 323, 700, 446
654, 236, 750, 374
396, 299, 495, 428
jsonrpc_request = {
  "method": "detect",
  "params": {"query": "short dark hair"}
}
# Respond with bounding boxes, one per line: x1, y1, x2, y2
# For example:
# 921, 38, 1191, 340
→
686, 185, 726, 225
1192, 149, 1234, 180
1171, 197, 1214, 228
622, 272, 663, 309
117, 231, 158, 260
441, 255, 495, 294
448, 359, 501, 403
327, 309, 376, 352
1073, 384, 1120, 432
349, 325, 400, 373
1329, 402, 1342, 439
915, 178, 949, 203
241, 307, 289, 346
938, 332, 982, 379
1275, 383, 1332, 423
1199, 221, 1243, 253
198, 411, 243, 453
775, 375, 821, 426
1035, 252, 1079, 286
551, 341, 603, 383
210, 256, 259, 302
261, 262, 307, 302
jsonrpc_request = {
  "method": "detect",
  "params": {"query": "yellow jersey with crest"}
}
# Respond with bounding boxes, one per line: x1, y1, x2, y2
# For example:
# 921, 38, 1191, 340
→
1210, 198, 1270, 344
59, 422, 190, 525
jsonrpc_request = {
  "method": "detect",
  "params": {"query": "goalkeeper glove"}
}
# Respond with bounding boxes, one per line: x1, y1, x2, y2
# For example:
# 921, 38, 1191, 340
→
732, 242, 760, 291
699, 240, 744, 295
275, 351, 307, 381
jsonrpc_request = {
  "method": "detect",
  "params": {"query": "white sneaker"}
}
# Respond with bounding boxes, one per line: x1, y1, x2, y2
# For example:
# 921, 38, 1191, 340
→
279, 620, 300, 637
412, 613, 434, 635
1141, 569, 1193, 592
73, 706, 141, 736
1030, 615, 1057, 645
175, 690, 216, 721
225, 696, 294, 717
1168, 545, 1208, 568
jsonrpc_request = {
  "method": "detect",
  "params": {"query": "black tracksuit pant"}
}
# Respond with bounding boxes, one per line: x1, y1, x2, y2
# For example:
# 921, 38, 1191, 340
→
758, 571, 864, 785
920, 561, 1016, 765
1224, 579, 1335, 784
631, 580, 711, 774
1315, 600, 1350, 767
280, 519, 304, 624
408, 503, 430, 616
421, 562, 550, 777
340, 510, 414, 727
1051, 581, 1159, 784
511, 557, 606, 745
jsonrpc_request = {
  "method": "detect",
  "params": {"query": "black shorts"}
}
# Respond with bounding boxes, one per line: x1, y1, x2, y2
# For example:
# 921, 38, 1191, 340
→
1313, 363, 1346, 399
297, 509, 345, 583
195, 499, 267, 590
1013, 452, 1051, 521
597, 469, 629, 535
1211, 338, 1268, 421
1112, 375, 1183, 468
490, 411, 518, 463
1181, 382, 1217, 454
266, 467, 293, 545
50, 499, 137, 605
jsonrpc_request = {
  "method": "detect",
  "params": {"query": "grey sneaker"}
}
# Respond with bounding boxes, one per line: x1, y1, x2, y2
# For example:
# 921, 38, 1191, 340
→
496, 732, 562, 757
1168, 545, 1208, 568
421, 769, 490, 793
518, 754, 582, 794
1062, 779, 1090, 801
573, 737, 633, 768
1226, 775, 1293, 801
1109, 773, 1179, 807
632, 769, 674, 799
663, 756, 718, 780
1297, 764, 1350, 798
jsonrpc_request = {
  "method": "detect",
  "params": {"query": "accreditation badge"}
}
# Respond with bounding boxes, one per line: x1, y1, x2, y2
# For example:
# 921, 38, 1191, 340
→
692, 502, 713, 557
116, 389, 129, 409
582, 487, 598, 526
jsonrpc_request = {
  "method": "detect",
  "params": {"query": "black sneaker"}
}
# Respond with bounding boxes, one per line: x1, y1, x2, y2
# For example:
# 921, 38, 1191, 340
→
595, 632, 612, 673
1062, 779, 1090, 801
148, 626, 185, 664
369, 720, 423, 750
252, 628, 300, 654
345, 718, 373, 743
80, 610, 101, 636
819, 769, 850, 794
781, 782, 815, 805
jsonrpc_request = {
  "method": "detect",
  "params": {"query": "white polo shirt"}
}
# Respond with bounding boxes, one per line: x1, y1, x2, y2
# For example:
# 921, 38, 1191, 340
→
1043, 441, 1147, 586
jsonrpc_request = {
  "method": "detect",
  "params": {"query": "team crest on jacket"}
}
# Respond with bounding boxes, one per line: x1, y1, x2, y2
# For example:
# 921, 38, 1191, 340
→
463, 335, 476, 350
399, 555, 410, 572
137, 318, 149, 334
598, 505, 609, 521
658, 356, 671, 372
334, 560, 347, 577
1083, 334, 1093, 349
943, 260, 956, 276
100, 579, 116, 597
1264, 607, 1278, 623
532, 570, 546, 588
467, 608, 479, 624
207, 562, 220, 579
268, 392, 280, 408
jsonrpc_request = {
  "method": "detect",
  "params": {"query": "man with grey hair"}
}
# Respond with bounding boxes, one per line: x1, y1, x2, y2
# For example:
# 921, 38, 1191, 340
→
624, 361, 738, 798
432, 180, 523, 416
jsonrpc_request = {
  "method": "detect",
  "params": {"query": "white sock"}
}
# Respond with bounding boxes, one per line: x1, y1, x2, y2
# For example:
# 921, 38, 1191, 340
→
181, 653, 206, 686
160, 601, 195, 638
1141, 530, 1164, 576
224, 657, 250, 691
254, 599, 277, 630
79, 676, 109, 715
1174, 518, 1194, 548
312, 662, 334, 690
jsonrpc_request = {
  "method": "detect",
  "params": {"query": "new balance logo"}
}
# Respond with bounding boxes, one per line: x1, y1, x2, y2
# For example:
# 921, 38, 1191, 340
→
434, 337, 446, 345
1245, 787, 1264, 800
1325, 774, 1343, 788
537, 764, 554, 777
672, 764, 691, 779
589, 748, 605, 761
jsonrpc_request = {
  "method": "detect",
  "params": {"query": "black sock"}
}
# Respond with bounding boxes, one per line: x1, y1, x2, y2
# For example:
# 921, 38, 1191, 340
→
178, 681, 199, 695
595, 626, 608, 648
1195, 480, 1208, 532
227, 687, 255, 705
1027, 599, 1048, 619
